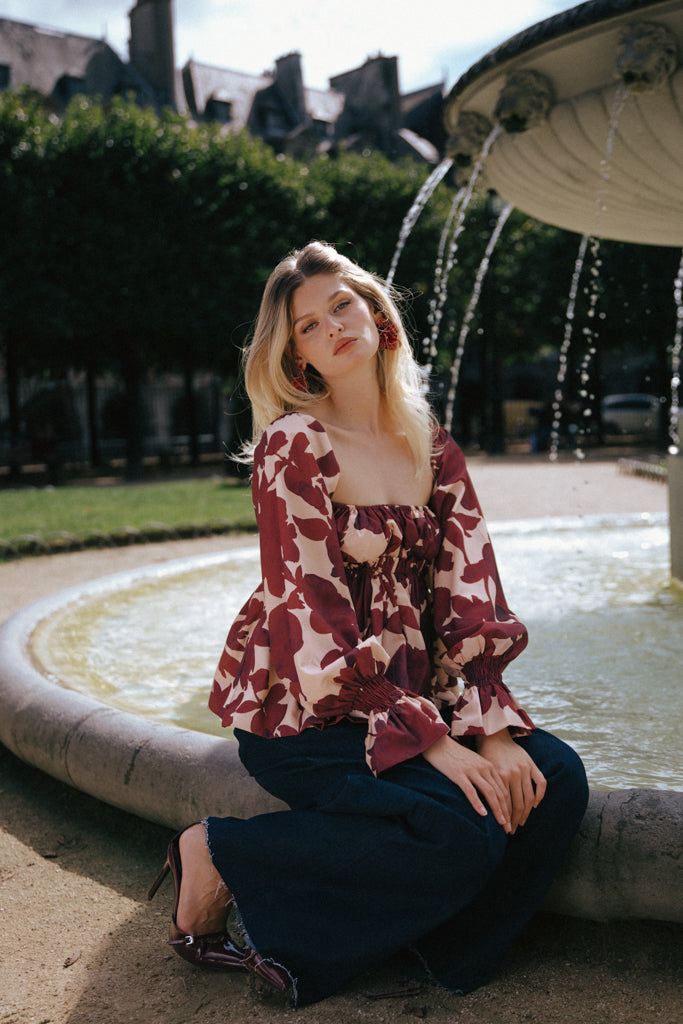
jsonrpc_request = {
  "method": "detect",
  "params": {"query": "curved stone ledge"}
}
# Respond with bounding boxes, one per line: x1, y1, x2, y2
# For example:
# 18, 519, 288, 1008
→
447, 0, 672, 109
544, 787, 682, 922
0, 592, 681, 924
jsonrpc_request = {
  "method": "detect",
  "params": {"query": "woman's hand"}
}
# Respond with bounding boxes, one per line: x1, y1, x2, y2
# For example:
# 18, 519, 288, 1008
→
476, 729, 546, 834
423, 733, 513, 833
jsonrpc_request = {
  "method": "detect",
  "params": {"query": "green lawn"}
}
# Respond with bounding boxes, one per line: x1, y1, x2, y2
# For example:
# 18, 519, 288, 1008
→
0, 477, 256, 546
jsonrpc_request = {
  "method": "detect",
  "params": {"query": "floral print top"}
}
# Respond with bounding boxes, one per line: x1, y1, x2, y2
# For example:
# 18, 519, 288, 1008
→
209, 412, 534, 775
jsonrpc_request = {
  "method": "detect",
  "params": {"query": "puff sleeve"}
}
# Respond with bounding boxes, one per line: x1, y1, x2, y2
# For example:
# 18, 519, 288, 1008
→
209, 414, 449, 774
430, 429, 534, 737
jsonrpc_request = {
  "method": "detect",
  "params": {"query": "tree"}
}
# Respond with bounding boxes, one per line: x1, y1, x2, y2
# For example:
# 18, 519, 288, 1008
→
43, 98, 307, 472
4, 84, 676, 477
0, 89, 61, 474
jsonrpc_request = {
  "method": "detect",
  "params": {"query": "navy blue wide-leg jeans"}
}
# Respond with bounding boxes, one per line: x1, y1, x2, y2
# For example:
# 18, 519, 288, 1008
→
205, 724, 588, 1007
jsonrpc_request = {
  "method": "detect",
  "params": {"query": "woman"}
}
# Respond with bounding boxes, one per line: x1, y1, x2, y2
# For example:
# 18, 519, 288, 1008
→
149, 241, 588, 1006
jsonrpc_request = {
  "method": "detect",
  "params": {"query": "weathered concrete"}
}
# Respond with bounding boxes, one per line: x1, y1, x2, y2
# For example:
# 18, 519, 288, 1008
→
0, 597, 284, 825
544, 787, 682, 921
0, 582, 681, 925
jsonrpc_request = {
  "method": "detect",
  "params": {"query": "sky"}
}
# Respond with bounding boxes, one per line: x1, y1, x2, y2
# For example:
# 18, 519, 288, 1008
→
0, 0, 570, 93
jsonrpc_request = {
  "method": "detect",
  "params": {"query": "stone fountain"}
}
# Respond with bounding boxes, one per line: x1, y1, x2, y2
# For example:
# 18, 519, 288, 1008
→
0, 0, 681, 925
443, 0, 683, 585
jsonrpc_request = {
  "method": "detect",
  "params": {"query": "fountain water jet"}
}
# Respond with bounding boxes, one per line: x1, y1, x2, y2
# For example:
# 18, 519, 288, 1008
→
421, 185, 465, 367
443, 200, 514, 434
424, 125, 502, 361
441, 0, 683, 583
386, 157, 454, 286
670, 252, 683, 451
550, 233, 590, 458
549, 82, 633, 458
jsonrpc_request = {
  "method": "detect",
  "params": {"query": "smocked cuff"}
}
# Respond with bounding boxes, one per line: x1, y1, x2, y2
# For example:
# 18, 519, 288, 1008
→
355, 674, 403, 714
335, 667, 401, 714
460, 653, 505, 686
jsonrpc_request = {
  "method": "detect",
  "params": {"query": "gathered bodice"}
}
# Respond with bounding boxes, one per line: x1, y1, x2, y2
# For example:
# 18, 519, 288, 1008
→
333, 503, 441, 650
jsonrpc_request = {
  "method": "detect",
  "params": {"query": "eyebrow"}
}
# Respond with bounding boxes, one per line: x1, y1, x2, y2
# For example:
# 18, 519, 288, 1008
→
293, 288, 349, 327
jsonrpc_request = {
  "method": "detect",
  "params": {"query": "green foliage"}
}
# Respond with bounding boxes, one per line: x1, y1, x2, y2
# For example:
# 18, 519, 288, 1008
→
41, 97, 307, 377
0, 92, 309, 379
0, 91, 455, 387
0, 86, 679, 462
0, 88, 61, 370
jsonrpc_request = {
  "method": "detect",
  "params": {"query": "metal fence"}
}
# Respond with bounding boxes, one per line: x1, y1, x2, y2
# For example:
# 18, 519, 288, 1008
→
0, 373, 241, 473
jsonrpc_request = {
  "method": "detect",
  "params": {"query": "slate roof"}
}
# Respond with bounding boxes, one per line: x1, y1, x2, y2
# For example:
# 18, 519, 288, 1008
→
0, 15, 443, 158
183, 61, 272, 122
0, 17, 153, 105
183, 59, 345, 129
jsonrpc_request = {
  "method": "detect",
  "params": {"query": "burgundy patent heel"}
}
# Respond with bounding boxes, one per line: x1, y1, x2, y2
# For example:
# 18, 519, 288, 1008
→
148, 828, 290, 992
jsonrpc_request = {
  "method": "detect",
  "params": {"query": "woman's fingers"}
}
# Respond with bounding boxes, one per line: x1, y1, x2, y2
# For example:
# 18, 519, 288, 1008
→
531, 763, 547, 806
423, 735, 512, 830
473, 768, 512, 831
508, 775, 525, 831
476, 729, 548, 833
450, 765, 511, 830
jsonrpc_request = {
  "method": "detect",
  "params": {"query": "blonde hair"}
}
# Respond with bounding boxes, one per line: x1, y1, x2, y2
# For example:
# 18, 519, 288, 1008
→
240, 241, 436, 471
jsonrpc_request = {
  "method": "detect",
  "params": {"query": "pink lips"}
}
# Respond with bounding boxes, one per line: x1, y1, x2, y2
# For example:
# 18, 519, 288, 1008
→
333, 337, 355, 355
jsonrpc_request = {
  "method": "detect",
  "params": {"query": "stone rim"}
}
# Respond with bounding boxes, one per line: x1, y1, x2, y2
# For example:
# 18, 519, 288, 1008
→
0, 546, 680, 922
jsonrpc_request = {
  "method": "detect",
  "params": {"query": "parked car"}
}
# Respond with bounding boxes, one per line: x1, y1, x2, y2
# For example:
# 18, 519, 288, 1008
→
601, 394, 661, 436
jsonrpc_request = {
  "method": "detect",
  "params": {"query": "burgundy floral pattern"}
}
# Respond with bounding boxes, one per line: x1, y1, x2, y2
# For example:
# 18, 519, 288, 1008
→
209, 413, 533, 775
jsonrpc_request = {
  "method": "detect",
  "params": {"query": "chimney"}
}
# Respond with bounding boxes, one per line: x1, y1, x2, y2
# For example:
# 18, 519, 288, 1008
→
129, 0, 177, 107
275, 52, 307, 125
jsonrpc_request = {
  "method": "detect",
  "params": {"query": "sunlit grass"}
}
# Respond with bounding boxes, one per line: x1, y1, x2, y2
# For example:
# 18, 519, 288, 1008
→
0, 477, 256, 543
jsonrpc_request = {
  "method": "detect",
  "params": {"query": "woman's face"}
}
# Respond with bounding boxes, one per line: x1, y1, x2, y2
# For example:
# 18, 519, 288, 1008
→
289, 273, 379, 385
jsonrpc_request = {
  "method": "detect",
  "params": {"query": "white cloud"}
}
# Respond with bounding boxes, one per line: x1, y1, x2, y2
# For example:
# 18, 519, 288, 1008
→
0, 0, 570, 90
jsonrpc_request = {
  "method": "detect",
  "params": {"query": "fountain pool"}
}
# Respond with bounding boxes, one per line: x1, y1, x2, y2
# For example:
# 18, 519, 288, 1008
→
27, 513, 682, 792
1, 0, 682, 922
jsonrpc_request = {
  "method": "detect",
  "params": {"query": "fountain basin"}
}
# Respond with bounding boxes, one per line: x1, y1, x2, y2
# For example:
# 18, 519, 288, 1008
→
0, 557, 279, 826
21, 517, 683, 791
0, 525, 681, 923
444, 0, 683, 246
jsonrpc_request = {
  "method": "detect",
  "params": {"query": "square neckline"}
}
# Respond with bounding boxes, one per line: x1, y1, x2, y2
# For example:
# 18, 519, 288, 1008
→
295, 412, 437, 514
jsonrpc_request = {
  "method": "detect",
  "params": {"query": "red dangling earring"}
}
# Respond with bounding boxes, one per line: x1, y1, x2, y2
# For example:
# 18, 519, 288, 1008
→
291, 368, 309, 392
375, 314, 399, 351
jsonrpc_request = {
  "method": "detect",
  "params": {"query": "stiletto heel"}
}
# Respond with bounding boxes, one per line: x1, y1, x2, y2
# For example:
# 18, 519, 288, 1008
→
147, 859, 170, 900
148, 827, 290, 993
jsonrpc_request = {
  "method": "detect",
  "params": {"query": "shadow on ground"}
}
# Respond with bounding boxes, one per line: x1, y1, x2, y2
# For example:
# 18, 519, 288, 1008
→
1, 746, 681, 1024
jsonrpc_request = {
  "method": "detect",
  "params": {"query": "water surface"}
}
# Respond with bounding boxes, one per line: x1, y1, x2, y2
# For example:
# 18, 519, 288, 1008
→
31, 514, 682, 791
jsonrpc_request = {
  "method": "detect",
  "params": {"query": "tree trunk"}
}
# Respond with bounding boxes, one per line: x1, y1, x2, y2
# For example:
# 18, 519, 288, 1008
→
183, 359, 199, 467
86, 364, 102, 468
122, 359, 145, 480
2, 330, 23, 480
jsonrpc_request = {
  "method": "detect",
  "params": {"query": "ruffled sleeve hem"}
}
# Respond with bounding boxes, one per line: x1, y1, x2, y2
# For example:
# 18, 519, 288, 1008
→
449, 679, 535, 739
364, 693, 450, 776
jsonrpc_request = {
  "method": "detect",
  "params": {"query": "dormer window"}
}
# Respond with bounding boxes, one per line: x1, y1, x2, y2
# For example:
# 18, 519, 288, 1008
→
205, 97, 232, 124
52, 74, 86, 104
